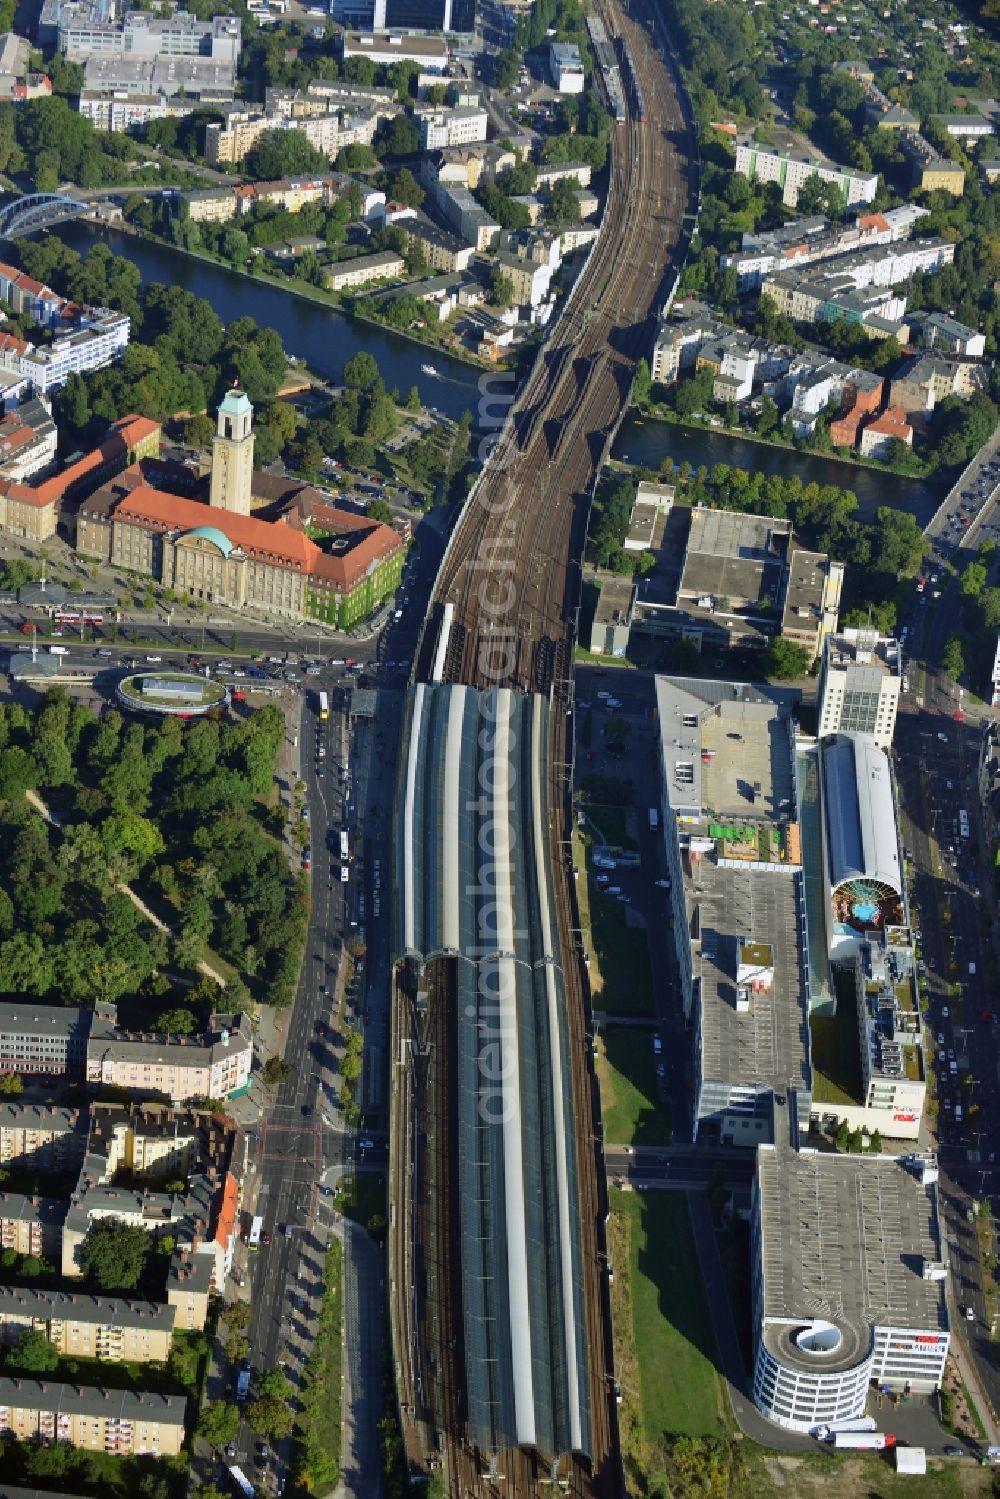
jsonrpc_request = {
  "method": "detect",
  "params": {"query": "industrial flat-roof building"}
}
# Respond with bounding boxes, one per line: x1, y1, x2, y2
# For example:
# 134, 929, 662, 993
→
752, 1140, 949, 1430
395, 683, 592, 1461
653, 675, 811, 1144
634, 506, 842, 661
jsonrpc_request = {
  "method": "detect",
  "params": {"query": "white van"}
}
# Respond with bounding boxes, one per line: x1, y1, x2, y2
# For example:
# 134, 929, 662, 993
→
969, 962, 977, 976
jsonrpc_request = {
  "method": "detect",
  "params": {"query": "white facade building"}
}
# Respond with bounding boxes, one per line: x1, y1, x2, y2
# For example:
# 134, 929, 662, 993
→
418, 106, 487, 150
752, 1145, 949, 1432
817, 629, 902, 750
735, 139, 879, 209
550, 41, 584, 93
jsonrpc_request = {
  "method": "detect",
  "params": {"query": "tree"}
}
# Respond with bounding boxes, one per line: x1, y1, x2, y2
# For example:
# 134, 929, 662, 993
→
870, 1128, 882, 1154
79, 1219, 152, 1292
764, 638, 810, 680
547, 177, 582, 224
633, 358, 651, 406
488, 265, 515, 309
494, 48, 519, 88
0, 1072, 23, 1096
157, 1007, 197, 1035
224, 1300, 251, 1332
62, 371, 90, 431
941, 634, 965, 680
197, 1401, 241, 1447
245, 128, 328, 181
343, 352, 381, 392
262, 1056, 293, 1087
246, 1394, 293, 1441
8, 1328, 59, 1371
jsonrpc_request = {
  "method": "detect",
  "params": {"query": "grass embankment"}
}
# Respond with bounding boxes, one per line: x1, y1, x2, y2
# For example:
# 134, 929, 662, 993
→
293, 1236, 344, 1495
612, 1191, 729, 1449
597, 1027, 670, 1146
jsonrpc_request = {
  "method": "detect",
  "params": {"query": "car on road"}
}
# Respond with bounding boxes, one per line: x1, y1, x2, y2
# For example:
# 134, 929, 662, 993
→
964, 1305, 976, 1322
938, 732, 949, 742
226, 1441, 238, 1458
359, 1136, 374, 1150
943, 1446, 964, 1458
262, 1230, 271, 1245
146, 655, 162, 663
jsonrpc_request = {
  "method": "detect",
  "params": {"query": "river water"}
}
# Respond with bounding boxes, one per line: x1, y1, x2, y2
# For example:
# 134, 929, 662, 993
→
58, 224, 949, 525
59, 222, 484, 424
614, 413, 945, 526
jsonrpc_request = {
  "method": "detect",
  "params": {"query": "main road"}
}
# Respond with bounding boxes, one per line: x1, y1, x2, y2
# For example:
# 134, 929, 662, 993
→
394, 0, 697, 1495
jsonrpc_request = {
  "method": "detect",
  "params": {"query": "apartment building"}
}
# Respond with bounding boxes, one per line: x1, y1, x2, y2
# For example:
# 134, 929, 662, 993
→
0, 1379, 186, 1456
0, 1001, 252, 1104
324, 251, 405, 291
890, 353, 992, 416
859, 404, 913, 459
0, 398, 57, 482
0, 1193, 66, 1259
418, 105, 488, 150
932, 113, 994, 140
205, 105, 377, 165
405, 216, 476, 273
493, 251, 552, 307
87, 1012, 253, 1103
899, 129, 966, 196
921, 311, 986, 359
735, 137, 878, 208
427, 180, 499, 251
0, 1289, 175, 1363
0, 1104, 87, 1173
0, 1005, 96, 1078
534, 161, 593, 190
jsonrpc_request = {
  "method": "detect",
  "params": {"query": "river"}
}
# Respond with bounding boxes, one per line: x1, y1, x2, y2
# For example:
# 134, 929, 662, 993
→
614, 413, 945, 527
57, 224, 949, 526
58, 222, 484, 424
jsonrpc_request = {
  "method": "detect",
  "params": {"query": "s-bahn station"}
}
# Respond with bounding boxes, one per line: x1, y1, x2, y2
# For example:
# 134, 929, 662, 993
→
392, 684, 593, 1472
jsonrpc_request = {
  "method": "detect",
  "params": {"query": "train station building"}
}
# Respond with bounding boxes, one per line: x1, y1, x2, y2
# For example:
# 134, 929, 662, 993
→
393, 682, 593, 1463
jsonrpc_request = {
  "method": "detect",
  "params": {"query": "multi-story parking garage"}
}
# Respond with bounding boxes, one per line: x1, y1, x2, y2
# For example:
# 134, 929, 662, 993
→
393, 682, 592, 1465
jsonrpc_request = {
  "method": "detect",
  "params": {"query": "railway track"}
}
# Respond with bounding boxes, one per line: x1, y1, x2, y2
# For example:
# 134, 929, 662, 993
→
394, 0, 696, 1492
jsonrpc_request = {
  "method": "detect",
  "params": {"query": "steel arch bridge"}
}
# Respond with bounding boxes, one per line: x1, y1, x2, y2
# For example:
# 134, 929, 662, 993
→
0, 193, 87, 240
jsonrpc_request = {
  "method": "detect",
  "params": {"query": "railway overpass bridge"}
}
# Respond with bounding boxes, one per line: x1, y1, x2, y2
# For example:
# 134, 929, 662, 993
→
388, 0, 700, 1496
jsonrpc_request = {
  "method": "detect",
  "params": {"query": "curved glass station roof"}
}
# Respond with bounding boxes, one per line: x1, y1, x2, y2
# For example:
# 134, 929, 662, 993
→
396, 683, 591, 1462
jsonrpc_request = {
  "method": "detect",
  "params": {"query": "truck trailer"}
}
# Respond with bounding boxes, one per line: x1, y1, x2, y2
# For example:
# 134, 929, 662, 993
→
833, 1431, 895, 1451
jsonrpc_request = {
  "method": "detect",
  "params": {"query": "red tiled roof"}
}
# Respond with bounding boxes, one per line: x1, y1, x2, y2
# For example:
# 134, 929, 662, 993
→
0, 413, 159, 510
0, 330, 28, 356
212, 1172, 239, 1249
866, 404, 912, 437
112, 483, 404, 592
858, 212, 891, 234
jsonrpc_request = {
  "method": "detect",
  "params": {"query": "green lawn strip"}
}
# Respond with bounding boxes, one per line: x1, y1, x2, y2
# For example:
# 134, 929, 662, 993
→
615, 1189, 729, 1440
598, 1027, 670, 1146
293, 1236, 344, 1495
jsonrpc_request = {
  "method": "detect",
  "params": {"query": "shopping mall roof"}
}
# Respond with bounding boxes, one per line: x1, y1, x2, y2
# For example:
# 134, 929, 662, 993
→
396, 683, 591, 1461
758, 1145, 949, 1375
820, 732, 901, 897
